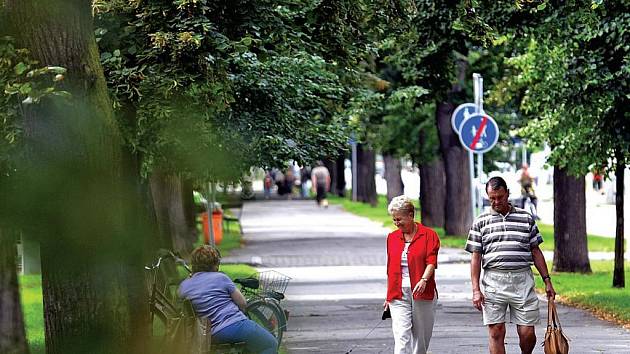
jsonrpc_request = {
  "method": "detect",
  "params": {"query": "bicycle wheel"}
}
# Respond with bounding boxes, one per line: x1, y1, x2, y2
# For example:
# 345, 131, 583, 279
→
245, 298, 286, 344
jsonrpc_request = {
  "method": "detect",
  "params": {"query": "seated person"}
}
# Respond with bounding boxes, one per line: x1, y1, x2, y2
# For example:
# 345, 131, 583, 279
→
179, 245, 278, 354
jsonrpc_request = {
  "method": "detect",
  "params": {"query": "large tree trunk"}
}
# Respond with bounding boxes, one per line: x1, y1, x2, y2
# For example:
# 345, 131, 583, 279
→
613, 157, 625, 288
335, 153, 346, 197
383, 153, 404, 203
436, 101, 472, 235
5, 1, 146, 353
552, 167, 591, 273
150, 170, 197, 255
0, 230, 28, 354
419, 159, 446, 228
356, 144, 377, 206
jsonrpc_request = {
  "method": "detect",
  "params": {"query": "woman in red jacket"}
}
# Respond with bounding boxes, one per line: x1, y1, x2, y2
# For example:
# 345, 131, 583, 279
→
384, 195, 440, 354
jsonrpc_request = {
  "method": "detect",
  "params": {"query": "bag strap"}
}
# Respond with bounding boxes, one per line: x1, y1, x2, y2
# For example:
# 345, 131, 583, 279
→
547, 299, 563, 329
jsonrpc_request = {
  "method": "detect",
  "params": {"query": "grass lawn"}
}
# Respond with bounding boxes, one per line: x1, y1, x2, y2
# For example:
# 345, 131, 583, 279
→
534, 261, 630, 326
328, 195, 621, 252
20, 223, 254, 354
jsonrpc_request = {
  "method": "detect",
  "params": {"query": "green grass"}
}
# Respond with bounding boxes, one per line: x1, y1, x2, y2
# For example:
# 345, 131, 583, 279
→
20, 274, 45, 354
328, 195, 620, 252
534, 261, 630, 326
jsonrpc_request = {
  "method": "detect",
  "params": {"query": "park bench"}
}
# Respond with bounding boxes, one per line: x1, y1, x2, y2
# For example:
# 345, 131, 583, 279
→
221, 201, 243, 234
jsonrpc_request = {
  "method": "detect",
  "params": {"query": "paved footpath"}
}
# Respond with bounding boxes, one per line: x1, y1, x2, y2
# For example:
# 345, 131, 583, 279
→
223, 200, 630, 354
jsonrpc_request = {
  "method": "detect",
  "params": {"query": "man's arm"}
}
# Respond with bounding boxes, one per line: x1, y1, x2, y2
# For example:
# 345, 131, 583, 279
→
531, 246, 556, 299
471, 252, 484, 311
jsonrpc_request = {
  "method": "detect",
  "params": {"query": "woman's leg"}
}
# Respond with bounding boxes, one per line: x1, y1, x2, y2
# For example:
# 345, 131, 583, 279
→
237, 319, 278, 354
411, 297, 436, 354
389, 288, 413, 354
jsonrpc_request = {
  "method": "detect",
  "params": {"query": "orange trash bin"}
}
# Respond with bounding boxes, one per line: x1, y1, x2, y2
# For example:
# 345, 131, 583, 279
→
202, 211, 223, 245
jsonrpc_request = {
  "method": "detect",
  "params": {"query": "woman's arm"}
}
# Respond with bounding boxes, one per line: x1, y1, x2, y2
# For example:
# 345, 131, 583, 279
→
230, 288, 248, 312
412, 264, 435, 297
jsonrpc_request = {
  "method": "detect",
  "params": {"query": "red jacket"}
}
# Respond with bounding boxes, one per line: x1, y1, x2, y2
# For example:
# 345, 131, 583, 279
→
386, 222, 440, 301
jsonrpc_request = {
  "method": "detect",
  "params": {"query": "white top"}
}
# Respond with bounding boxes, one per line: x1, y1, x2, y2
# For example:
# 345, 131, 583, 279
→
401, 241, 411, 288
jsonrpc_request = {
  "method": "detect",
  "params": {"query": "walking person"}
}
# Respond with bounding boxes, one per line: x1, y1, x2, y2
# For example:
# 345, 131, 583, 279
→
311, 161, 330, 207
179, 245, 278, 354
465, 176, 556, 354
384, 196, 440, 354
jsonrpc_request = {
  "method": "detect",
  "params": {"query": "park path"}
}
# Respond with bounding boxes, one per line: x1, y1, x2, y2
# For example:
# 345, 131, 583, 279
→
223, 199, 630, 354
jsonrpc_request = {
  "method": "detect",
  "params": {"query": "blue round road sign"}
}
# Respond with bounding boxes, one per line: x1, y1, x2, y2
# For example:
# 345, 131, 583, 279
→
458, 113, 499, 154
451, 103, 478, 133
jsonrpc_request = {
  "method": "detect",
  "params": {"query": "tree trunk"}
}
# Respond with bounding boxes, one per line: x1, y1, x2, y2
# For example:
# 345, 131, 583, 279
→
5, 1, 146, 352
419, 159, 446, 228
383, 153, 404, 203
324, 159, 337, 194
150, 170, 197, 255
613, 157, 625, 288
436, 101, 472, 235
552, 166, 591, 273
0, 230, 29, 354
335, 153, 346, 197
356, 144, 377, 206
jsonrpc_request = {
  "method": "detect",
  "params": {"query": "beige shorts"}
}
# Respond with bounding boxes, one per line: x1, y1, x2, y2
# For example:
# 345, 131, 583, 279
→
481, 268, 540, 326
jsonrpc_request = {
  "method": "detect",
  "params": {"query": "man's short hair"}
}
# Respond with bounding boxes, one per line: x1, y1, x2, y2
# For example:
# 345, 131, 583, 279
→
486, 176, 508, 193
191, 245, 221, 273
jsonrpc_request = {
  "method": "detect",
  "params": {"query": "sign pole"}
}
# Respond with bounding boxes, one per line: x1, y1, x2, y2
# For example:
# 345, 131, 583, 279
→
351, 139, 358, 201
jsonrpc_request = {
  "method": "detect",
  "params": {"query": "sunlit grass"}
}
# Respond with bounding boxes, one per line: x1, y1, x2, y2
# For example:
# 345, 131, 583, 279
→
328, 195, 620, 252
534, 261, 630, 326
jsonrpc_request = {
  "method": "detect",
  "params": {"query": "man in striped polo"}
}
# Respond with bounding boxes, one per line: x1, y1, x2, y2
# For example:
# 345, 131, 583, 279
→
466, 176, 556, 354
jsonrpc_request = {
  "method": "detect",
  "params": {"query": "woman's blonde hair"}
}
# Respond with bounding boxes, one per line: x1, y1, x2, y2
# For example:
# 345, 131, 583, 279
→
191, 245, 221, 273
388, 195, 415, 215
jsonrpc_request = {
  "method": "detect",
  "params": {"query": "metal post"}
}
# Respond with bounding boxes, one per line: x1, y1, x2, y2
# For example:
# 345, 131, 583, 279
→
522, 143, 527, 167
207, 182, 215, 246
351, 140, 358, 201
477, 153, 484, 214
469, 151, 475, 218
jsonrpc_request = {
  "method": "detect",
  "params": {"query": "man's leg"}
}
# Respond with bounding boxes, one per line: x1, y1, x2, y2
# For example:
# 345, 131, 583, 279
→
488, 323, 506, 354
516, 325, 536, 354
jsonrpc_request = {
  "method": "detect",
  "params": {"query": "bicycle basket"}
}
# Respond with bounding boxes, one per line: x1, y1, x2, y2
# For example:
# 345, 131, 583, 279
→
257, 270, 291, 295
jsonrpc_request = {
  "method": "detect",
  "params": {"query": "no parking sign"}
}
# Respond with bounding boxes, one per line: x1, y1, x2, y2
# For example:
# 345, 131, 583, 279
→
458, 113, 499, 154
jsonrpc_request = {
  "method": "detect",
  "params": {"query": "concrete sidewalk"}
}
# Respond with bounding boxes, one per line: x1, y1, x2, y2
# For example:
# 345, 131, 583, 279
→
223, 199, 630, 353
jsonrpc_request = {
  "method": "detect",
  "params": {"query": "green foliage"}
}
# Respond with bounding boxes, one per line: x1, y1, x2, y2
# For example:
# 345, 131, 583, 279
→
0, 36, 68, 175
480, 1, 630, 174
94, 0, 370, 181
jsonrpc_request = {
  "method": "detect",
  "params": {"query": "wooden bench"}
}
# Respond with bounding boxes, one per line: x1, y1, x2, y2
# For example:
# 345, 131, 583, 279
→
221, 201, 243, 234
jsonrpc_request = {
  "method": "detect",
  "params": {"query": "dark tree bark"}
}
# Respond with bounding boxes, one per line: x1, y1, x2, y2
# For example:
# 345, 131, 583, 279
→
613, 156, 625, 288
335, 153, 346, 197
436, 101, 472, 235
552, 166, 591, 273
324, 159, 337, 194
383, 153, 404, 203
5, 1, 147, 353
0, 230, 28, 354
356, 144, 377, 206
419, 159, 446, 228
150, 170, 197, 255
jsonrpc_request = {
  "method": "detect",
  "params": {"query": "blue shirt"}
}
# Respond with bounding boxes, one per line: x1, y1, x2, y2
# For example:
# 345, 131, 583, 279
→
178, 272, 247, 335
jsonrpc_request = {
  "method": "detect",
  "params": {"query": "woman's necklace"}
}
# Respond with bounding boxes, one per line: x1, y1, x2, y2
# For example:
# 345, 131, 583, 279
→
404, 223, 417, 242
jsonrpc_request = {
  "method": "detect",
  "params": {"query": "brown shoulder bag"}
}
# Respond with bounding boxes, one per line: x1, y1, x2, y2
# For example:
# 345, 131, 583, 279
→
543, 298, 570, 354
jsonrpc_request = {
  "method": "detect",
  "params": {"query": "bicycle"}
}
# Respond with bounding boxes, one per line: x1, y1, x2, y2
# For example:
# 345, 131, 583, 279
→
235, 270, 291, 345
145, 250, 245, 354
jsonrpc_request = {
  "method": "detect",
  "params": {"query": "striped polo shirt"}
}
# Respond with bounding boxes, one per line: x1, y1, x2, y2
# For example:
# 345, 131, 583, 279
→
465, 205, 543, 270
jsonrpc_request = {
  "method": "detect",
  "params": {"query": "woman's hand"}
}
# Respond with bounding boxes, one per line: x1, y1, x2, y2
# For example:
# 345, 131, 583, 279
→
412, 278, 427, 297
382, 300, 389, 310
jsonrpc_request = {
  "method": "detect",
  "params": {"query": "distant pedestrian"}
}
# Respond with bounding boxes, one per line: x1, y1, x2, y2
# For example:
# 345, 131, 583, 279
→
466, 176, 556, 354
311, 162, 330, 207
384, 196, 440, 354
263, 170, 273, 199
300, 166, 311, 198
284, 168, 296, 199
592, 168, 604, 193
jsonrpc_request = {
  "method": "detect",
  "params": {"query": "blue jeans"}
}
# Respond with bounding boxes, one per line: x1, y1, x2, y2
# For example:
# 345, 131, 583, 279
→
213, 319, 278, 354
